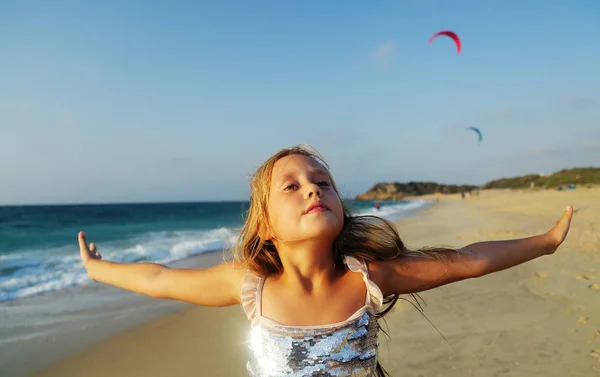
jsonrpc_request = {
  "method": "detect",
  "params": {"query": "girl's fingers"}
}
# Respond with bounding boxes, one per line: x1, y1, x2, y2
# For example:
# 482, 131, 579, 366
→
78, 231, 90, 255
548, 206, 573, 249
90, 242, 101, 259
79, 232, 101, 260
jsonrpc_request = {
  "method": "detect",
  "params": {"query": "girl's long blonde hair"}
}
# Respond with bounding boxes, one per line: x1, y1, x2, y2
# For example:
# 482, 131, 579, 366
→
232, 145, 455, 377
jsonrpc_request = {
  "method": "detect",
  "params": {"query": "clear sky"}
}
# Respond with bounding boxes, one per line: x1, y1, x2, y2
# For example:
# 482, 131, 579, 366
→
1, 0, 598, 205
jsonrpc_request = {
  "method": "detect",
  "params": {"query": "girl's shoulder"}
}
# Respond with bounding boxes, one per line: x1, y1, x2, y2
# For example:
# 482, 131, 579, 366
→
360, 258, 396, 297
214, 260, 249, 305
343, 256, 385, 311
341, 255, 388, 291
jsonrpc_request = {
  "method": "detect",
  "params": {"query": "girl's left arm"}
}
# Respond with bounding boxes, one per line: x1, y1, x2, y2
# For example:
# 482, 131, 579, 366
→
371, 206, 573, 296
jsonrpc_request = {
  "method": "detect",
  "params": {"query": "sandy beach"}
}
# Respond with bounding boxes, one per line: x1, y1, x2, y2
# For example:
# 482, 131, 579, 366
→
31, 188, 600, 377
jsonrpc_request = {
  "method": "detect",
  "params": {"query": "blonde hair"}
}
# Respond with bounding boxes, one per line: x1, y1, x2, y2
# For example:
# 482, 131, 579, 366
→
232, 144, 455, 377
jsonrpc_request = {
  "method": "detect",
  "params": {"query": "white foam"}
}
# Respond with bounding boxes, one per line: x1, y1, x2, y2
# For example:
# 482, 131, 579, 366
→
355, 200, 431, 220
0, 227, 240, 302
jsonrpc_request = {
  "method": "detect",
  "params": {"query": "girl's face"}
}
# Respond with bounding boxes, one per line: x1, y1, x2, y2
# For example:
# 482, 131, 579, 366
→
266, 154, 344, 244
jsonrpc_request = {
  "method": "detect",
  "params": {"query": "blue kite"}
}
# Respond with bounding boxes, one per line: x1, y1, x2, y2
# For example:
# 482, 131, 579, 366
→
466, 127, 483, 144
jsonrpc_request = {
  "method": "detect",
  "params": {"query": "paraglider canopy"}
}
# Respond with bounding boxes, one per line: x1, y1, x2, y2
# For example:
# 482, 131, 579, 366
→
466, 126, 483, 144
429, 30, 461, 54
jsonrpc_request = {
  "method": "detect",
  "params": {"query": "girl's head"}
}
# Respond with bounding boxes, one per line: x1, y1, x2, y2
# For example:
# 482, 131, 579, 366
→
234, 145, 349, 275
233, 144, 405, 277
265, 150, 345, 246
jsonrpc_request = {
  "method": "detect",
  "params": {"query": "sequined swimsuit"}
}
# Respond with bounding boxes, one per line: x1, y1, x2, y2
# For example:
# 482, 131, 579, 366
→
240, 256, 384, 377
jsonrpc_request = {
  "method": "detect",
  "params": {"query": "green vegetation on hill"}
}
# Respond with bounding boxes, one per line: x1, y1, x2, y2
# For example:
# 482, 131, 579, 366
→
484, 167, 600, 189
355, 167, 600, 200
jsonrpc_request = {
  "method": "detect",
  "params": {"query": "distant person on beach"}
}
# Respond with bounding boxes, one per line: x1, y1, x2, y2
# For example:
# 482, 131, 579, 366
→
375, 202, 381, 211
78, 145, 573, 377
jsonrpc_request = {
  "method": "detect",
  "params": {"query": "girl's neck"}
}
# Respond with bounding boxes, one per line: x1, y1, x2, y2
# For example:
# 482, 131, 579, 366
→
274, 240, 340, 293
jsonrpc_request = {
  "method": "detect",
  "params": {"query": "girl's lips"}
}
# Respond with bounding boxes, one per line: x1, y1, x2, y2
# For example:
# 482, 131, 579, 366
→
305, 201, 329, 214
306, 206, 327, 214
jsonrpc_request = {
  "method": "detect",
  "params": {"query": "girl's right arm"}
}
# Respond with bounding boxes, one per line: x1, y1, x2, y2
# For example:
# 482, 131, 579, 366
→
78, 232, 245, 307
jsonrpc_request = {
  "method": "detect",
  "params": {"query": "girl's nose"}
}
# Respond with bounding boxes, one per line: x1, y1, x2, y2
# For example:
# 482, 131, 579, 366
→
307, 184, 322, 198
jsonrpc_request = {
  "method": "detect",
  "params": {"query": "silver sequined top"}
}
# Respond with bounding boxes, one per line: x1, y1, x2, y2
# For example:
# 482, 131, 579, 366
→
241, 256, 384, 377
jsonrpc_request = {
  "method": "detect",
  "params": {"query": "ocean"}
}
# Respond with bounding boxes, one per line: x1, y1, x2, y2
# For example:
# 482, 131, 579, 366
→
0, 199, 428, 303
0, 199, 430, 376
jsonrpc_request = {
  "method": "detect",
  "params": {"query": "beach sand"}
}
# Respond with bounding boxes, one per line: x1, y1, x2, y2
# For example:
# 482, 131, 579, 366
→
32, 188, 600, 376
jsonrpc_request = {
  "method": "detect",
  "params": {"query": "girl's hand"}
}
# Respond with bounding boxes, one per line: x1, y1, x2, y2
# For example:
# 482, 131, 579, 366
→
78, 231, 102, 266
544, 206, 574, 254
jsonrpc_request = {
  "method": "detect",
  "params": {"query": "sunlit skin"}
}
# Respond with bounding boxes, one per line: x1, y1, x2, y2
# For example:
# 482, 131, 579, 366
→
77, 152, 574, 326
266, 154, 344, 273
260, 155, 366, 325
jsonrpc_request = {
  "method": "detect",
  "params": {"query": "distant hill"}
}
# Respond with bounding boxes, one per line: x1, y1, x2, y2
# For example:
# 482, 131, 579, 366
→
354, 167, 600, 200
483, 167, 600, 189
355, 182, 479, 200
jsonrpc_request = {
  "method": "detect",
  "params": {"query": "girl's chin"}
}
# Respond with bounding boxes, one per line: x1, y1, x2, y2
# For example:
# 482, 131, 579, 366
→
303, 225, 342, 239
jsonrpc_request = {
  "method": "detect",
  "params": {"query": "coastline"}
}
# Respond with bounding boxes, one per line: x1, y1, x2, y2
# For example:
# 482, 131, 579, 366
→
14, 188, 600, 376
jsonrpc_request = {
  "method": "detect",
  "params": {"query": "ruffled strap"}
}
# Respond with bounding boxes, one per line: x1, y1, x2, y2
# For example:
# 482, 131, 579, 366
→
240, 270, 262, 321
343, 255, 384, 312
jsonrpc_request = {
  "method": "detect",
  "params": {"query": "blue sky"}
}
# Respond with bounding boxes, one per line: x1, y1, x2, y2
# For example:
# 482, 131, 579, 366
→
1, 0, 599, 205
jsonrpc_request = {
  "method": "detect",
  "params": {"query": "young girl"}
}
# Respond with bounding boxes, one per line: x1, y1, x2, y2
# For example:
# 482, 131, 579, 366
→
78, 145, 573, 377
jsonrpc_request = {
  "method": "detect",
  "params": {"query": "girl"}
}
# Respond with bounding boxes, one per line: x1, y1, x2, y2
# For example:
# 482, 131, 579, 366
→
78, 145, 573, 377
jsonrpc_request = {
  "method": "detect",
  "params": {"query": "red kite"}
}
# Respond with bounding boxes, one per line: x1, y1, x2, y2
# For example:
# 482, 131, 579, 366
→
429, 30, 461, 54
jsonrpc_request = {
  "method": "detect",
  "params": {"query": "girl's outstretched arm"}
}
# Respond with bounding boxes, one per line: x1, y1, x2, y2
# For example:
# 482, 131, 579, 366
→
78, 232, 245, 306
371, 206, 573, 296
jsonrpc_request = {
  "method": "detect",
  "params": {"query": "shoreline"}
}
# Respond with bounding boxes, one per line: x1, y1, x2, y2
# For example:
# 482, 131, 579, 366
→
0, 250, 227, 377
7, 188, 600, 376
2, 200, 430, 377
